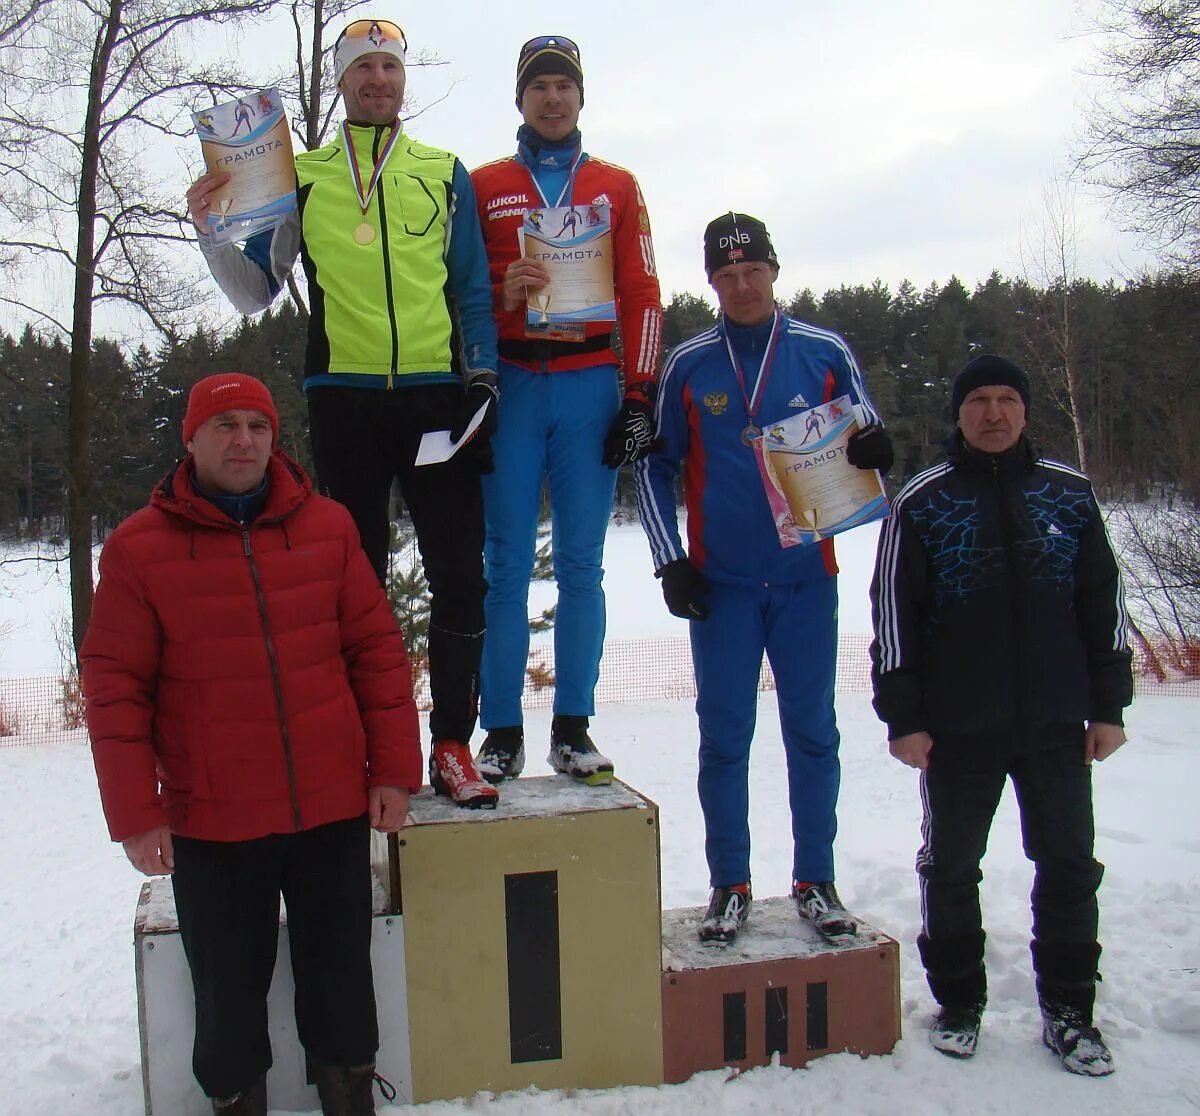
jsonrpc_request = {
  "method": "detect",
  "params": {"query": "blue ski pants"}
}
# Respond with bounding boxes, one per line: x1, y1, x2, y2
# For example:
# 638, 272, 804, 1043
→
690, 576, 841, 888
481, 361, 620, 728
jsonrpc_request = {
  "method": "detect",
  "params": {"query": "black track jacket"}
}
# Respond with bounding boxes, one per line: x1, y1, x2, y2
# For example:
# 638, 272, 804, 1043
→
870, 432, 1132, 745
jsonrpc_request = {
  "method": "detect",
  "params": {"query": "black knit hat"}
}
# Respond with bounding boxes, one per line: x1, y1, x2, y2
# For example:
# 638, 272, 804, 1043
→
516, 35, 583, 108
951, 355, 1031, 420
703, 212, 779, 278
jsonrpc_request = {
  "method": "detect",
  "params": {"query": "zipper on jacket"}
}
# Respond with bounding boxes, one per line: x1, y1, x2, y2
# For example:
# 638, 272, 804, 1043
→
373, 125, 401, 388
993, 458, 1026, 727
243, 529, 304, 831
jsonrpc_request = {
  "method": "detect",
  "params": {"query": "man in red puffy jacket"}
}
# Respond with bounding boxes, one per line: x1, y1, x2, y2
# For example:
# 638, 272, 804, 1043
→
82, 373, 421, 1116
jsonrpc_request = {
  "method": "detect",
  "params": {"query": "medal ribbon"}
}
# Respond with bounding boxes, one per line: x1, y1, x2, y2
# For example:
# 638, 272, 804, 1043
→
723, 308, 783, 428
342, 120, 403, 218
526, 146, 586, 209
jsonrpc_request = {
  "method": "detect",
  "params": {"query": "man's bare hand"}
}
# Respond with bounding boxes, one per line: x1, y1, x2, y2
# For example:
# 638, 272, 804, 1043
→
501, 256, 550, 312
369, 786, 409, 833
186, 171, 232, 231
1085, 722, 1126, 764
122, 826, 175, 876
889, 731, 934, 770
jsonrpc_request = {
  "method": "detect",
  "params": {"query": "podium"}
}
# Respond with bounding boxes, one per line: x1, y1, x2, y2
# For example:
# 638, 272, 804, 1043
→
133, 875, 407, 1115
660, 897, 900, 1081
134, 776, 900, 1112
393, 777, 664, 1102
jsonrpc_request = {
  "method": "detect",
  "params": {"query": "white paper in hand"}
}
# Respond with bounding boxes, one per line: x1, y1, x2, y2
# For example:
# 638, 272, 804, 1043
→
414, 398, 490, 466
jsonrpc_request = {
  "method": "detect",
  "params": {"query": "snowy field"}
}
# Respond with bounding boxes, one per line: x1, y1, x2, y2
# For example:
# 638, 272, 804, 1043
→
1, 523, 1198, 1114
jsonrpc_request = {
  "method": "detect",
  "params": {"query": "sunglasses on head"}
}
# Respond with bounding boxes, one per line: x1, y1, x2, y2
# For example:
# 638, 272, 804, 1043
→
337, 19, 408, 51
518, 34, 580, 60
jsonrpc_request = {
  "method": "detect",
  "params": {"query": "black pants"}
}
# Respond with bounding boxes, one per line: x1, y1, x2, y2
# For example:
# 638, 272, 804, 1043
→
172, 816, 377, 1099
308, 383, 486, 742
917, 727, 1104, 948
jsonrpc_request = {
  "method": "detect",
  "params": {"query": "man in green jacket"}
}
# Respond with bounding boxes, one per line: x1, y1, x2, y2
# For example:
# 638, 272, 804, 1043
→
187, 17, 499, 808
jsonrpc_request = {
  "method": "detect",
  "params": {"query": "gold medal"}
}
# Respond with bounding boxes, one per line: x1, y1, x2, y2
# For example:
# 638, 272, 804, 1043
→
353, 222, 375, 246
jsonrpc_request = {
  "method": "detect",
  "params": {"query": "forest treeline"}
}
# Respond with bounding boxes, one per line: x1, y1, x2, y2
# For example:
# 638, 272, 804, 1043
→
2, 268, 1197, 537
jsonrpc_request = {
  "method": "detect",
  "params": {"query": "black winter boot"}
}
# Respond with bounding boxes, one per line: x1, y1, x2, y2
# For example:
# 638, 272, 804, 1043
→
918, 930, 987, 1058
1032, 940, 1114, 1076
918, 930, 987, 1008
313, 1061, 377, 1115
211, 1075, 267, 1115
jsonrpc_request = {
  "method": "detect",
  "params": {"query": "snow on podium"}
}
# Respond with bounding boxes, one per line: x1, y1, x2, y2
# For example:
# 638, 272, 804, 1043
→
133, 776, 900, 1112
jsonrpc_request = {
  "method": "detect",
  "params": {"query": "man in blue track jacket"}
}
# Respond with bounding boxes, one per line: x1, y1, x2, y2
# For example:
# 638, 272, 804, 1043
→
634, 212, 894, 946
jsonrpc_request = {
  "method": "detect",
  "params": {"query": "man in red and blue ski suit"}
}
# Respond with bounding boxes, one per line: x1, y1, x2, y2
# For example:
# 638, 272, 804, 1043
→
635, 213, 894, 945
470, 35, 662, 784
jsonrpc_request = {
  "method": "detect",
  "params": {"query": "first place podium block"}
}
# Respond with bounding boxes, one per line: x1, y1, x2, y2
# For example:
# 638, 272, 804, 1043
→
660, 896, 900, 1082
393, 777, 664, 1103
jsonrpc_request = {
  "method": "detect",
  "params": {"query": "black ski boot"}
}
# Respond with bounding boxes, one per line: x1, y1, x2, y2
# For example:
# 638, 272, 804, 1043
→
548, 715, 614, 785
476, 726, 525, 784
792, 881, 857, 939
698, 883, 751, 945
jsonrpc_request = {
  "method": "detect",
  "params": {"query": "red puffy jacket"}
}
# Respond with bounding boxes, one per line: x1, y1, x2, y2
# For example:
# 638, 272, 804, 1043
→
83, 450, 422, 843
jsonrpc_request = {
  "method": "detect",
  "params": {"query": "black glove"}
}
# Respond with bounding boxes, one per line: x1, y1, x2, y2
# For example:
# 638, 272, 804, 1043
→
449, 374, 499, 448
602, 397, 656, 468
656, 558, 710, 621
846, 423, 894, 473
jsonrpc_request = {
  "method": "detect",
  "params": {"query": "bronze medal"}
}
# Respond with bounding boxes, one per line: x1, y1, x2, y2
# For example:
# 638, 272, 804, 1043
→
741, 424, 762, 446
353, 222, 375, 246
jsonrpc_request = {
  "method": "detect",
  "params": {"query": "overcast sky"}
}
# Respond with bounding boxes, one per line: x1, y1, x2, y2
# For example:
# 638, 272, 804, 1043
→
356, 0, 1155, 303
2, 0, 1157, 341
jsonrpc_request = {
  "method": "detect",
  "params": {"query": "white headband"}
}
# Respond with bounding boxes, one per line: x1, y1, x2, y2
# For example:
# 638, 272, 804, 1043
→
334, 22, 407, 85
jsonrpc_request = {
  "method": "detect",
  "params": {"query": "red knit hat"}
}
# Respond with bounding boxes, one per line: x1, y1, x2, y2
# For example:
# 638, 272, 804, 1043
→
182, 374, 279, 445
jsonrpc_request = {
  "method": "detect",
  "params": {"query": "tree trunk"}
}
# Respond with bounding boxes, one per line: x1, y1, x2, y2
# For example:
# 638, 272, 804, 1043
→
66, 0, 124, 665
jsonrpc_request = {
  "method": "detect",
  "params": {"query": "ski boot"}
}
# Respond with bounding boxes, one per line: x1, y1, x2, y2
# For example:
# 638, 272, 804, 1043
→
548, 715, 614, 785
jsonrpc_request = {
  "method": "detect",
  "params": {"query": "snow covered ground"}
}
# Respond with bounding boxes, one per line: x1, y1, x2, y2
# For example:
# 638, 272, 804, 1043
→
1, 524, 1198, 1114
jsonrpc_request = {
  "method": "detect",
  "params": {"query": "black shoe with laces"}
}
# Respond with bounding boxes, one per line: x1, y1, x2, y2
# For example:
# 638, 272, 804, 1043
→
929, 1001, 984, 1058
476, 726, 525, 784
698, 883, 751, 945
792, 881, 857, 939
1041, 1004, 1115, 1076
548, 715, 614, 785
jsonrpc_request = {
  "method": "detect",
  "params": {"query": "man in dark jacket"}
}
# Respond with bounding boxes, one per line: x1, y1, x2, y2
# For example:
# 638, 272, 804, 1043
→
869, 355, 1132, 1076
82, 374, 422, 1115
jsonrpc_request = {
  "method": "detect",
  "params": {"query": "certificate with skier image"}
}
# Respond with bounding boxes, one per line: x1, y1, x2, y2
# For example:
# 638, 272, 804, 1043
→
754, 395, 890, 547
192, 89, 296, 246
518, 204, 616, 342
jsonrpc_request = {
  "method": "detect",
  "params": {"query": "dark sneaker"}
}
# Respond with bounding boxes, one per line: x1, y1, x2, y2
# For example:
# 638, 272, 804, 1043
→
929, 1002, 984, 1058
792, 881, 857, 939
1041, 1007, 1115, 1076
476, 726, 525, 784
429, 741, 499, 808
548, 715, 614, 785
698, 883, 751, 945
211, 1075, 266, 1114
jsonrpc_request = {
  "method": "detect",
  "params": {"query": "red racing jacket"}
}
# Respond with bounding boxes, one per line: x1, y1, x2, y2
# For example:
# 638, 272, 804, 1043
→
471, 152, 662, 400
82, 450, 422, 843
